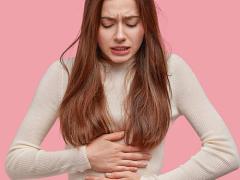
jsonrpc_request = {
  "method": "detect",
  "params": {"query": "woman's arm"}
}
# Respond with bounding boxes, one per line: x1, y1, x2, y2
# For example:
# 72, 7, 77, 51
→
141, 54, 240, 180
5, 60, 91, 179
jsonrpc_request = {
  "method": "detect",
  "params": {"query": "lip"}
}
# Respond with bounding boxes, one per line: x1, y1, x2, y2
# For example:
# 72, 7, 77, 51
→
111, 46, 130, 49
110, 46, 130, 56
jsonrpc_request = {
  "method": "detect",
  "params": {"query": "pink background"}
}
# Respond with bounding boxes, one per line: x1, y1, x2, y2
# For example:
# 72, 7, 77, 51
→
1, 0, 239, 179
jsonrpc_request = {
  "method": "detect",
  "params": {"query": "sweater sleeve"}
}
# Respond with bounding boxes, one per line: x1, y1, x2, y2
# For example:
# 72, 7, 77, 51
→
141, 54, 240, 180
5, 60, 91, 179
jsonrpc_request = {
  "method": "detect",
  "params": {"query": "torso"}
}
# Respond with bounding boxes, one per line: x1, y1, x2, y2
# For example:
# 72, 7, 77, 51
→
64, 58, 180, 179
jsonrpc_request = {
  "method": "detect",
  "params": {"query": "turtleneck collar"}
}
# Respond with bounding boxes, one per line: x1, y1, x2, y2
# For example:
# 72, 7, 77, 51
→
99, 56, 136, 77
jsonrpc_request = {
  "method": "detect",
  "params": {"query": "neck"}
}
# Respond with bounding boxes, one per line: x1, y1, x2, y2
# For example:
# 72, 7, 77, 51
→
100, 57, 135, 74
99, 57, 136, 86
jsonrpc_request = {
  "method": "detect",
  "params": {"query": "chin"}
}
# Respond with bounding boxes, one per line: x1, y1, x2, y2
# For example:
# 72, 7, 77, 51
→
109, 55, 133, 64
111, 59, 129, 64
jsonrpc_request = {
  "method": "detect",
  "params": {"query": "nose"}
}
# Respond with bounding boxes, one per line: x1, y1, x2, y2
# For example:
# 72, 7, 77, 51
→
114, 23, 126, 42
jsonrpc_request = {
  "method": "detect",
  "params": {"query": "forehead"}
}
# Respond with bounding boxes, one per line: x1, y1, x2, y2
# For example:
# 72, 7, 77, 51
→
101, 0, 139, 17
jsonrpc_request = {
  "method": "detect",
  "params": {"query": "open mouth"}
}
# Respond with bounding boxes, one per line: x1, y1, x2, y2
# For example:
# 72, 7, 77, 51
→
111, 47, 130, 51
110, 47, 130, 55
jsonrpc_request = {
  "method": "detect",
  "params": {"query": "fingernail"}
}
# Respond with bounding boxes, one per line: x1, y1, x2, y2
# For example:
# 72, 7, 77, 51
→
143, 162, 148, 165
106, 173, 111, 176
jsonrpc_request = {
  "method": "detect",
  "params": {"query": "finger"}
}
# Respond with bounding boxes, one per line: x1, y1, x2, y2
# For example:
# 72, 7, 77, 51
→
103, 131, 125, 141
112, 165, 138, 172
121, 152, 152, 161
84, 176, 98, 180
118, 160, 148, 168
85, 176, 106, 180
84, 176, 94, 180
121, 145, 142, 153
105, 171, 131, 179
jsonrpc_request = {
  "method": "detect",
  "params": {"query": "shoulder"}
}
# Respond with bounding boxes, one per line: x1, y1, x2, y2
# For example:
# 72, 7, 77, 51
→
44, 57, 75, 83
41, 57, 75, 90
166, 53, 199, 101
61, 56, 75, 71
167, 53, 204, 103
50, 57, 75, 100
49, 57, 75, 73
167, 53, 191, 75
166, 53, 198, 87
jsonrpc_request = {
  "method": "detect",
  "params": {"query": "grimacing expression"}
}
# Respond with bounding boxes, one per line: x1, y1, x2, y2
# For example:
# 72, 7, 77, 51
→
97, 0, 145, 64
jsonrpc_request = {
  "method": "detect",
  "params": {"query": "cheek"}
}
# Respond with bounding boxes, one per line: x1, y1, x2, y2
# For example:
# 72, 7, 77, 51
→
98, 29, 111, 48
97, 31, 105, 49
137, 30, 144, 42
131, 28, 144, 47
97, 34, 104, 52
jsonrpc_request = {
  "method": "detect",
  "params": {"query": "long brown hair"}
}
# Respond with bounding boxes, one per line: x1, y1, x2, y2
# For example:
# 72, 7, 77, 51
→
58, 0, 172, 151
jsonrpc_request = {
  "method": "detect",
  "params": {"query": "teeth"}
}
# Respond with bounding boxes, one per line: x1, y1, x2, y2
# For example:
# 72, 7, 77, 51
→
113, 47, 128, 50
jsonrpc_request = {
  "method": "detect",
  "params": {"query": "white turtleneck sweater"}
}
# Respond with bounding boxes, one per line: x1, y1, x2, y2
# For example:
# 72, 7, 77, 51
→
5, 53, 240, 180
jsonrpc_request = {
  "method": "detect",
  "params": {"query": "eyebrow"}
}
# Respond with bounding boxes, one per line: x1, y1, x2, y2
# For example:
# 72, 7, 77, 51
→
101, 16, 140, 20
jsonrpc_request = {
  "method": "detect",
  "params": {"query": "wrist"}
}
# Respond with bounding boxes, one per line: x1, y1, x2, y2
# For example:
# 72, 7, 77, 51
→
78, 145, 92, 171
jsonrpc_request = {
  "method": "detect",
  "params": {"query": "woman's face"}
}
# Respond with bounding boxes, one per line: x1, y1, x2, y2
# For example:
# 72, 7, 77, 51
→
97, 0, 144, 64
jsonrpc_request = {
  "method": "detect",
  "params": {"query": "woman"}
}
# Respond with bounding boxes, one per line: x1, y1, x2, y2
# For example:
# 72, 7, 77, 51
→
5, 0, 240, 179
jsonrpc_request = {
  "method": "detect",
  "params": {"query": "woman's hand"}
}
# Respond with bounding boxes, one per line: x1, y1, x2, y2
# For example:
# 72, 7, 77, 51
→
86, 131, 151, 173
85, 171, 141, 180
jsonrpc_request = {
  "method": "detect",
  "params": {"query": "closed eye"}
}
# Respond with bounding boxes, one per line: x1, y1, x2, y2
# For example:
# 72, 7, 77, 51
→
101, 23, 138, 28
100, 16, 140, 29
126, 23, 138, 27
125, 18, 140, 28
101, 23, 114, 28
